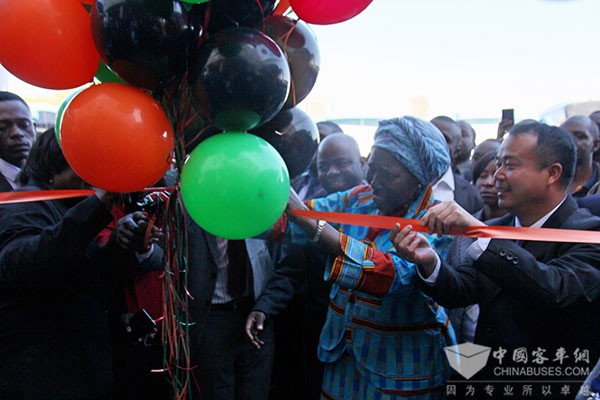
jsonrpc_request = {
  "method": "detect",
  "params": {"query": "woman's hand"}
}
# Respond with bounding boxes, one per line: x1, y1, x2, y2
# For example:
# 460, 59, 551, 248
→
389, 223, 438, 278
421, 200, 484, 235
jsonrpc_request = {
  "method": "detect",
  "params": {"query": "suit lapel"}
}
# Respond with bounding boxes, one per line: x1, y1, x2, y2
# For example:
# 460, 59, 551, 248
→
203, 231, 222, 271
522, 196, 577, 260
0, 174, 13, 192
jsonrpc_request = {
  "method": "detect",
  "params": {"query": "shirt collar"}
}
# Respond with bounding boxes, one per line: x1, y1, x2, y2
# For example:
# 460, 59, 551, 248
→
515, 195, 567, 228
0, 158, 21, 188
433, 167, 455, 191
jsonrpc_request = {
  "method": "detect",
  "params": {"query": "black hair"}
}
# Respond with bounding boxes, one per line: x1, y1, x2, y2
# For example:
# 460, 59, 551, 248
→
19, 128, 69, 187
508, 121, 576, 189
0, 91, 30, 109
472, 150, 498, 184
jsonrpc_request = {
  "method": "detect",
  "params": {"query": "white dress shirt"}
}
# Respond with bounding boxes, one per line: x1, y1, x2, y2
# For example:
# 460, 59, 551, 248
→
0, 158, 21, 189
419, 195, 568, 284
431, 167, 455, 202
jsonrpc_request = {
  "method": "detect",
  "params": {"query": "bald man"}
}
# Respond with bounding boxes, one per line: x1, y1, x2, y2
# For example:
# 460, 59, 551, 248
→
456, 120, 477, 181
560, 115, 600, 196
315, 133, 365, 194
246, 134, 365, 400
430, 116, 483, 213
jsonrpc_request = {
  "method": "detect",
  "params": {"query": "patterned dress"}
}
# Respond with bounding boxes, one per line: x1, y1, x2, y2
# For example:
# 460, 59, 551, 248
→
280, 185, 456, 399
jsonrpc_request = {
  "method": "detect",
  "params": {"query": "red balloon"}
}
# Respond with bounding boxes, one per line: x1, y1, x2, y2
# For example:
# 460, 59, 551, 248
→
289, 0, 373, 25
61, 83, 174, 192
273, 0, 290, 15
0, 0, 100, 89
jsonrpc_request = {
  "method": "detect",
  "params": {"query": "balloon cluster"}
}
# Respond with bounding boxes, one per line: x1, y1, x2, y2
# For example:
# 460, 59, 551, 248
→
0, 0, 374, 238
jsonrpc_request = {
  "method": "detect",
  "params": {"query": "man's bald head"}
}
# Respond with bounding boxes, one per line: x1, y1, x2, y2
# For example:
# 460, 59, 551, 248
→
560, 115, 600, 167
431, 115, 461, 164
457, 120, 476, 163
316, 134, 364, 194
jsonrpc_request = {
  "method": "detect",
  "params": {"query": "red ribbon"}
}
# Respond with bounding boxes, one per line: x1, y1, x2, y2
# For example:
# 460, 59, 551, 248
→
291, 210, 600, 244
0, 187, 175, 205
5, 192, 597, 244
0, 190, 95, 204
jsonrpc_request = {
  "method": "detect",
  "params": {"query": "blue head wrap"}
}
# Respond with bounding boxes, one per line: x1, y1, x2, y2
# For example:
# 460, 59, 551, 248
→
372, 116, 450, 186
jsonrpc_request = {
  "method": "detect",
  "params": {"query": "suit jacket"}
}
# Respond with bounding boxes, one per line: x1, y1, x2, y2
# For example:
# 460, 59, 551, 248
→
0, 174, 13, 192
423, 195, 600, 364
186, 219, 274, 338
453, 172, 483, 214
0, 187, 162, 399
577, 193, 600, 216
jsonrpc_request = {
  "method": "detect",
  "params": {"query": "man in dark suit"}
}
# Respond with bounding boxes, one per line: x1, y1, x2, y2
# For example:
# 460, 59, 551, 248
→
187, 220, 275, 400
391, 121, 600, 386
430, 115, 482, 213
0, 129, 164, 399
0, 91, 36, 191
577, 193, 600, 216
244, 134, 366, 400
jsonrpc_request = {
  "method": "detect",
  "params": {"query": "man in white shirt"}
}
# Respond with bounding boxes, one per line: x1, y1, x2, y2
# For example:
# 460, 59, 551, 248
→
0, 92, 36, 191
430, 115, 482, 213
390, 121, 600, 382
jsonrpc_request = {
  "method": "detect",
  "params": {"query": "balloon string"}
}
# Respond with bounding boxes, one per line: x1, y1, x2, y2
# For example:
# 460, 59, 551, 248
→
156, 79, 194, 398
256, 0, 266, 31
278, 22, 298, 106
144, 216, 157, 249
187, 124, 214, 151
291, 209, 600, 244
201, 2, 212, 43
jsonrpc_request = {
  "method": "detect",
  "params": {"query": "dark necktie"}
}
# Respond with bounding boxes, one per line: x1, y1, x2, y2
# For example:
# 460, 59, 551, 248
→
227, 239, 250, 299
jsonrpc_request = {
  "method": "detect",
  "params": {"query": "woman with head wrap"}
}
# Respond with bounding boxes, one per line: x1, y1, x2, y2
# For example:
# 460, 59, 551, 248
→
257, 116, 456, 399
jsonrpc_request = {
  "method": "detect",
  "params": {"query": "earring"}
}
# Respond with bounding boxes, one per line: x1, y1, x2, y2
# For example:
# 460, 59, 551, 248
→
48, 179, 54, 185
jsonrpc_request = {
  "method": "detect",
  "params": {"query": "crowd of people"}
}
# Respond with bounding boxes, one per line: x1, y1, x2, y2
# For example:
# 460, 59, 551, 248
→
1, 89, 599, 400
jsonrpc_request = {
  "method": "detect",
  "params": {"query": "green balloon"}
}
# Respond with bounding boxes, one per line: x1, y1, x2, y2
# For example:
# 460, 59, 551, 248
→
181, 132, 290, 239
94, 60, 126, 84
54, 88, 85, 145
215, 109, 261, 132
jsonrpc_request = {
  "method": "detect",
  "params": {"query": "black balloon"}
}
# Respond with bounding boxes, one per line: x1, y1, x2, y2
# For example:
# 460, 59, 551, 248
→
261, 15, 320, 109
91, 0, 193, 89
188, 27, 291, 132
189, 0, 276, 35
251, 107, 318, 178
